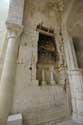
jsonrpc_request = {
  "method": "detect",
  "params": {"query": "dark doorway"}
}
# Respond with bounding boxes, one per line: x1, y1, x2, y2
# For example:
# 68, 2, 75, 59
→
38, 33, 57, 64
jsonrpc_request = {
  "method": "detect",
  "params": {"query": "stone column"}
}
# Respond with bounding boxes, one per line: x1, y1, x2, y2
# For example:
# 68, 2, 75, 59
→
63, 27, 83, 123
0, 0, 24, 124
50, 66, 55, 85
0, 24, 23, 125
62, 0, 83, 122
0, 32, 8, 79
42, 69, 46, 85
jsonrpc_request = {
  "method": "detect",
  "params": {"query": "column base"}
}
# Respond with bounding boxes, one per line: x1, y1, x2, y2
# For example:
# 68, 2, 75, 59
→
72, 113, 83, 124
50, 80, 56, 85
31, 80, 39, 86
42, 81, 46, 85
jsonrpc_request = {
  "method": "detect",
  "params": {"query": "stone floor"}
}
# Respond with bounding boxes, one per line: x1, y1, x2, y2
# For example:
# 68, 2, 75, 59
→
56, 118, 82, 125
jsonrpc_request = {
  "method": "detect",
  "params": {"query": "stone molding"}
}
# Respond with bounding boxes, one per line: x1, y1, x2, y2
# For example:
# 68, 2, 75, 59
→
6, 21, 24, 37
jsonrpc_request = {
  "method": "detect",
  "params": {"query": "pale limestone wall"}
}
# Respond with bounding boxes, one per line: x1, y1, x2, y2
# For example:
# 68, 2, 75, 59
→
11, 0, 71, 125
12, 86, 70, 125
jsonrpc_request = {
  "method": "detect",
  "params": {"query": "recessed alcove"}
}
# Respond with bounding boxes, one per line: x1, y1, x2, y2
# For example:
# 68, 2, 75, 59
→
36, 24, 58, 86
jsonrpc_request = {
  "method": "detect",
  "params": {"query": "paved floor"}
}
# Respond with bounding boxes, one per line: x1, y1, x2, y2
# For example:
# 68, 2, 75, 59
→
56, 118, 83, 125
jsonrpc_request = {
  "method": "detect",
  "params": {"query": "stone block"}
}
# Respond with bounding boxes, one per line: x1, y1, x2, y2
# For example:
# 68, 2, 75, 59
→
7, 114, 22, 125
76, 99, 83, 113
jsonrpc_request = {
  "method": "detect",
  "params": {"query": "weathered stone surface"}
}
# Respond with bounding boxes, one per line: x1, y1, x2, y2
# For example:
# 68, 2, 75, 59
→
12, 86, 70, 125
0, 0, 83, 125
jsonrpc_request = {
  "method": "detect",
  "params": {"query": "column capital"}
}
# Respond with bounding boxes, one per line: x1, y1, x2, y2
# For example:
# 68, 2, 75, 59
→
6, 21, 24, 37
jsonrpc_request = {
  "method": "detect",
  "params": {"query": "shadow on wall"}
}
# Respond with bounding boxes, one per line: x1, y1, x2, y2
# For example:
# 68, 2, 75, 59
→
73, 37, 83, 68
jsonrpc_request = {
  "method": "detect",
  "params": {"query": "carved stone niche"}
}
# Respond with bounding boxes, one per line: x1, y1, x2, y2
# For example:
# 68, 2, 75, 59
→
36, 24, 59, 86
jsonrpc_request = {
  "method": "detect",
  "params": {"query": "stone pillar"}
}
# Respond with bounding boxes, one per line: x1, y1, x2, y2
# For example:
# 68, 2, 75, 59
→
63, 27, 83, 123
0, 32, 8, 79
0, 0, 24, 124
62, 0, 83, 123
69, 70, 83, 123
31, 32, 39, 85
42, 69, 46, 85
0, 24, 23, 125
50, 66, 55, 85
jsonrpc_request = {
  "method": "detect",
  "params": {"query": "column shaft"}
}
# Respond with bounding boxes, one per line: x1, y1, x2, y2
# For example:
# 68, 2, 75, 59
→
0, 33, 8, 79
42, 69, 46, 85
0, 30, 20, 125
50, 66, 55, 85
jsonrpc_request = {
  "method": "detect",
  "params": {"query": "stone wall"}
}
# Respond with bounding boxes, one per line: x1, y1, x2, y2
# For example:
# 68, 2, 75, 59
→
12, 86, 70, 125
11, 0, 71, 124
